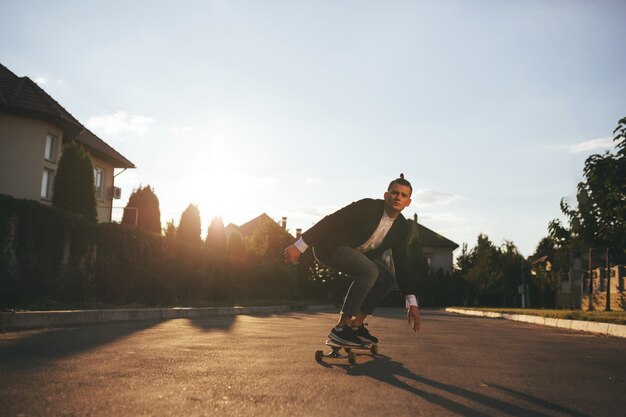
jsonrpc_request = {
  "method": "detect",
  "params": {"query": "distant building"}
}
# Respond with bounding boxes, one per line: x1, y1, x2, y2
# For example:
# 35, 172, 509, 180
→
409, 214, 459, 273
225, 214, 295, 258
581, 265, 625, 311
0, 63, 135, 222
226, 213, 292, 239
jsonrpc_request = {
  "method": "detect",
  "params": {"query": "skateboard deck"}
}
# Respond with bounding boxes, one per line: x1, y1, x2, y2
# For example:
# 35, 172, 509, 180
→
315, 339, 379, 364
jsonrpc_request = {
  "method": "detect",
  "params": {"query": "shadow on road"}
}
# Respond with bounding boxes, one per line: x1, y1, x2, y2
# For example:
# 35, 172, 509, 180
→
188, 314, 237, 331
0, 315, 237, 371
0, 320, 159, 372
326, 355, 590, 417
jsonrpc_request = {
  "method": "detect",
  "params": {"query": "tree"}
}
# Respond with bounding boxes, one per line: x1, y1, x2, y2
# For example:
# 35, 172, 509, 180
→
178, 204, 202, 244
122, 185, 161, 234
455, 243, 476, 306
556, 117, 625, 259
163, 219, 177, 239
51, 141, 97, 223
465, 234, 503, 305
549, 117, 625, 310
206, 216, 227, 253
499, 240, 527, 307
227, 231, 247, 258
529, 236, 564, 308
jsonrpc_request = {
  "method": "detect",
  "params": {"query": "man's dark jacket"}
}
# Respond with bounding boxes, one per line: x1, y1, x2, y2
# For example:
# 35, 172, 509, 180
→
301, 198, 415, 297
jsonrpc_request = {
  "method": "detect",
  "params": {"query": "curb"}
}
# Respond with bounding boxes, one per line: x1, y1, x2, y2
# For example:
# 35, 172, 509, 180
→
445, 308, 626, 338
305, 304, 335, 311
0, 306, 290, 331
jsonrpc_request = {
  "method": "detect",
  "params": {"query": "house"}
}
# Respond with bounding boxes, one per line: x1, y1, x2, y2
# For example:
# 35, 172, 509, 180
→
410, 214, 459, 273
226, 214, 294, 242
0, 63, 135, 222
225, 214, 295, 258
378, 214, 458, 273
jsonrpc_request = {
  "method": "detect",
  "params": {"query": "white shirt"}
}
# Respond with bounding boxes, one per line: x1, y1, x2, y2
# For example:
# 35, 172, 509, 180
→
355, 210, 394, 252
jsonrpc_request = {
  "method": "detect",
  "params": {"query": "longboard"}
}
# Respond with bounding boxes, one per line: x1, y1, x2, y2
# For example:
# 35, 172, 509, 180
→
315, 339, 379, 364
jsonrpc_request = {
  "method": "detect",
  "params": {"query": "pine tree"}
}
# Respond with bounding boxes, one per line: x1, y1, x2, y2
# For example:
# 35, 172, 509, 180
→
227, 231, 247, 258
122, 185, 161, 234
163, 219, 177, 239
206, 216, 227, 253
51, 141, 97, 223
178, 204, 202, 244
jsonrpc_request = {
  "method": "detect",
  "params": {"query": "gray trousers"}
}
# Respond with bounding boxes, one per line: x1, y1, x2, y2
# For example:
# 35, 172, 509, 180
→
315, 246, 396, 316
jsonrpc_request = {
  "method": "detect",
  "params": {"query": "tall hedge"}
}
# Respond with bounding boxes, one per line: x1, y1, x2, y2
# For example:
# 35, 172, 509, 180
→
0, 194, 306, 310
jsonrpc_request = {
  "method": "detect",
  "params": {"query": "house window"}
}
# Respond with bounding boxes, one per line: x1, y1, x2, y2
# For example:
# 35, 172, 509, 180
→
44, 134, 56, 161
94, 167, 104, 200
41, 169, 54, 199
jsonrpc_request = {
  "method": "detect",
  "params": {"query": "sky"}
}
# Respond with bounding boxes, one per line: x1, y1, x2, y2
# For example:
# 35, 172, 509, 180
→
1, 0, 625, 258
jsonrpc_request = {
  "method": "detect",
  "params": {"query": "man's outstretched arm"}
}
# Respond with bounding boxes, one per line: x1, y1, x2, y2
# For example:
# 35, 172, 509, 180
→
407, 305, 420, 332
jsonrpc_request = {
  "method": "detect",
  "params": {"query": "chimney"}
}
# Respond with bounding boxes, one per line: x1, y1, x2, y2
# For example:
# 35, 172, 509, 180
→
281, 216, 287, 230
413, 213, 418, 224
296, 228, 302, 238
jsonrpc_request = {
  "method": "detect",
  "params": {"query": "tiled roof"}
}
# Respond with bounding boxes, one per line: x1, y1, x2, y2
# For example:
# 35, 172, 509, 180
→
226, 213, 294, 239
75, 128, 135, 168
414, 221, 459, 249
238, 213, 292, 238
0, 63, 82, 133
0, 63, 134, 168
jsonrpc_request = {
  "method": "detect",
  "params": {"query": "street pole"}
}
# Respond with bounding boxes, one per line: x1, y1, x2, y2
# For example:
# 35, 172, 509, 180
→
587, 248, 595, 311
605, 248, 611, 311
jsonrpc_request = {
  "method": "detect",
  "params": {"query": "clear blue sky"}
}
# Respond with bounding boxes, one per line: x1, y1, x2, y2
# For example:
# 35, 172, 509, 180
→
2, 0, 625, 257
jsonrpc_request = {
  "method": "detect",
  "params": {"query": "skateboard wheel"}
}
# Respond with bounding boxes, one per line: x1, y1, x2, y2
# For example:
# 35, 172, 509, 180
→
371, 344, 378, 355
315, 349, 324, 361
348, 351, 356, 364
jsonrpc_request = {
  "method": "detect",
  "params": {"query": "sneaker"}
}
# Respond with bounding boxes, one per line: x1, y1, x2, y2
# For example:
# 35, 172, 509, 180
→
328, 325, 366, 347
354, 324, 378, 344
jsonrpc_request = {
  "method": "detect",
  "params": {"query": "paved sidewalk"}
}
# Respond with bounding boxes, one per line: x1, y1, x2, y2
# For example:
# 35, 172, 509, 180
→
446, 307, 626, 338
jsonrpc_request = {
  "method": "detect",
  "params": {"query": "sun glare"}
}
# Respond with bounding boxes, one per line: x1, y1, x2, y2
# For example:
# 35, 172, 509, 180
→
170, 137, 277, 231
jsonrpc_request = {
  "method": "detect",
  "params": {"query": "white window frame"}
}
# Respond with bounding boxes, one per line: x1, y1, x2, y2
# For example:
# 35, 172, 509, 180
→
44, 133, 57, 161
94, 167, 104, 201
41, 168, 54, 199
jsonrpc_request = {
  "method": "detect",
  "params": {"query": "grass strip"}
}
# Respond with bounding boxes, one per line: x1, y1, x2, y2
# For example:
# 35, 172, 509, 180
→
453, 308, 626, 325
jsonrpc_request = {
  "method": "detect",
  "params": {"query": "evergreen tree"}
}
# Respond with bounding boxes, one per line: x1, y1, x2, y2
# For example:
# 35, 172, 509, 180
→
499, 241, 526, 306
51, 140, 97, 223
122, 185, 161, 234
206, 216, 227, 253
466, 234, 503, 305
227, 230, 247, 258
163, 218, 177, 239
178, 204, 202, 244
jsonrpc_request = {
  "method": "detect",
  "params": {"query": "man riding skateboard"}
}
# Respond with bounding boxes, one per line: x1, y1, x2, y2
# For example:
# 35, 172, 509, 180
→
284, 174, 420, 347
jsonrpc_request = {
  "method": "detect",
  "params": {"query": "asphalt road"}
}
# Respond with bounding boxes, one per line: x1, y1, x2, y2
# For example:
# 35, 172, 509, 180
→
1, 309, 624, 417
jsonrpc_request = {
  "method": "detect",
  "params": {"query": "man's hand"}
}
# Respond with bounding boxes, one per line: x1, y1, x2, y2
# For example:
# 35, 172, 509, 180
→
407, 305, 420, 332
284, 245, 302, 264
